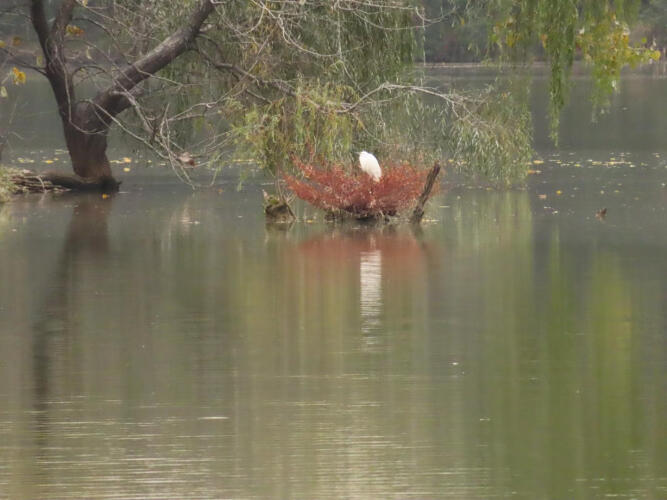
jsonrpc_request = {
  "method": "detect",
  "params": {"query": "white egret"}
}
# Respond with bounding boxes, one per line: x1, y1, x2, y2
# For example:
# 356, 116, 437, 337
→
358, 151, 382, 182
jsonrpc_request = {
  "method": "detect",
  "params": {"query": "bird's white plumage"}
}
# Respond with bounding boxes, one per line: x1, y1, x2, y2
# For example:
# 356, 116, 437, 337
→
358, 151, 381, 182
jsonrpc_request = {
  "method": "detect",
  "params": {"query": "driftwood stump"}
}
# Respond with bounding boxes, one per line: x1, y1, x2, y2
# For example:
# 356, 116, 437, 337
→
410, 163, 441, 224
263, 190, 295, 223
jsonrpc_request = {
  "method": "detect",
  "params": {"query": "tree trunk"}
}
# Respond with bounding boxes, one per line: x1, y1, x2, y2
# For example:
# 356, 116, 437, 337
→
64, 126, 112, 180
58, 102, 120, 191
64, 103, 111, 173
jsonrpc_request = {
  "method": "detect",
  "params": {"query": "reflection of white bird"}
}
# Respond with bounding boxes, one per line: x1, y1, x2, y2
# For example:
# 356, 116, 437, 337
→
360, 249, 382, 335
358, 151, 382, 182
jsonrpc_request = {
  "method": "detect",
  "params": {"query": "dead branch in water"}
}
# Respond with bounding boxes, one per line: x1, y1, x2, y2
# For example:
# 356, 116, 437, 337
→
410, 163, 441, 224
4, 169, 120, 195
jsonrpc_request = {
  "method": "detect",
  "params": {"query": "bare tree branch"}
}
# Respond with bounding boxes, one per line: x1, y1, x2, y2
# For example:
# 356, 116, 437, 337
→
51, 0, 77, 40
0, 46, 45, 73
94, 0, 217, 117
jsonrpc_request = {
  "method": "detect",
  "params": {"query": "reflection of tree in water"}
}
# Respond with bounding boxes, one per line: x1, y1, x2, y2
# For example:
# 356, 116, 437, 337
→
439, 190, 665, 499
30, 195, 113, 461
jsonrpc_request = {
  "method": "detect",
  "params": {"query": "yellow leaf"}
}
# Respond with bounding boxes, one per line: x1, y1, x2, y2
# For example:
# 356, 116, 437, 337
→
0, 41, 5, 48
122, 157, 132, 163
533, 159, 544, 165
66, 25, 84, 37
102, 194, 109, 199
556, 190, 562, 195
0, 86, 7, 99
12, 67, 26, 85
44, 160, 54, 164
123, 167, 131, 172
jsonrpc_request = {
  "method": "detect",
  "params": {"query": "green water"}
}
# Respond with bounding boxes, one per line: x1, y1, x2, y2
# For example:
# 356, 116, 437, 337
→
0, 67, 665, 499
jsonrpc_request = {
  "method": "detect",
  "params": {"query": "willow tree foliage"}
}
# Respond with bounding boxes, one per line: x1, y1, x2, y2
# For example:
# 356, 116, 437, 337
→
104, 0, 534, 184
488, 0, 661, 138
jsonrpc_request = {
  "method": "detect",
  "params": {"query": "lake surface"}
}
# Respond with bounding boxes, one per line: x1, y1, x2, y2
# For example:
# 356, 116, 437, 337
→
0, 67, 665, 499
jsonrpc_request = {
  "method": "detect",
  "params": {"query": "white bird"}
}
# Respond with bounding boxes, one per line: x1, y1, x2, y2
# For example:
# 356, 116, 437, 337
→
358, 151, 382, 182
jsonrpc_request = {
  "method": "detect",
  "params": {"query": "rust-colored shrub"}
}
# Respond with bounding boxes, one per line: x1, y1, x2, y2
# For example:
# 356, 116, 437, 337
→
285, 156, 434, 218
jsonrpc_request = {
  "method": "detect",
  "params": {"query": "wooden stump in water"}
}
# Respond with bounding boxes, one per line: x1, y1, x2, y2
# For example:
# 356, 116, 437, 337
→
410, 163, 441, 224
263, 190, 295, 224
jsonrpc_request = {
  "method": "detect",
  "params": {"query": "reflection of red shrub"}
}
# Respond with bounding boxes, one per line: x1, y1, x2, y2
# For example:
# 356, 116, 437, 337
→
297, 231, 431, 283
284, 156, 432, 218
299, 233, 424, 267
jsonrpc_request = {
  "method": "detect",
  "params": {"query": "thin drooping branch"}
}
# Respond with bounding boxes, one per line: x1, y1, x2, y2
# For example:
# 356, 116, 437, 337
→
0, 46, 45, 73
93, 0, 217, 118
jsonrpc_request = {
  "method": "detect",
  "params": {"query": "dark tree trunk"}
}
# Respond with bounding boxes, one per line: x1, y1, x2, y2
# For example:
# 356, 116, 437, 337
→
64, 126, 112, 180
61, 101, 115, 185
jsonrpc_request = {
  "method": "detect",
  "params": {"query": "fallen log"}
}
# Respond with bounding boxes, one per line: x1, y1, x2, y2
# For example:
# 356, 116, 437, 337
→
7, 169, 68, 194
6, 169, 120, 194
41, 172, 120, 192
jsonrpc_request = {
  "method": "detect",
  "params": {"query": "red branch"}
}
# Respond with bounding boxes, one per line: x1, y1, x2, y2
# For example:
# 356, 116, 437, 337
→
285, 156, 434, 218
